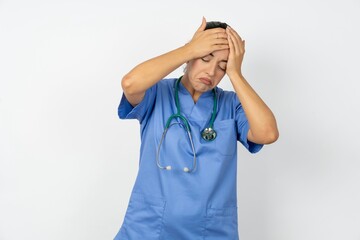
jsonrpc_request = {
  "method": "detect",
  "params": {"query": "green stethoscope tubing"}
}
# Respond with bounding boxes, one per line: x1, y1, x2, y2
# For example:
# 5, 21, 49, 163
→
156, 76, 218, 173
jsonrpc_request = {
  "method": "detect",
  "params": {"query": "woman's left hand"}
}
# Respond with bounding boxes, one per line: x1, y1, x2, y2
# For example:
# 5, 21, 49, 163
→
226, 26, 245, 78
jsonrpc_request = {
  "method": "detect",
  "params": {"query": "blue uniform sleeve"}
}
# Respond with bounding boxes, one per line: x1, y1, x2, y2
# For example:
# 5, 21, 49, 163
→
118, 84, 157, 124
234, 96, 263, 154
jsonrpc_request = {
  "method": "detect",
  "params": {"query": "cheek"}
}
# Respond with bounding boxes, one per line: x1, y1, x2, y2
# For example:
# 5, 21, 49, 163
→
191, 61, 204, 73
216, 69, 226, 78
213, 70, 225, 84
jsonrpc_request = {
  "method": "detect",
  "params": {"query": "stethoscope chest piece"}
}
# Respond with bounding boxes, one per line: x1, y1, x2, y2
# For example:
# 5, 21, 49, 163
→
201, 127, 217, 141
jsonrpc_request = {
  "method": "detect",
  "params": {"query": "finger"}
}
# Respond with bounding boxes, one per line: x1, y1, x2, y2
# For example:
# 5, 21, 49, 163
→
211, 43, 230, 52
228, 27, 244, 51
227, 28, 235, 54
205, 28, 227, 35
203, 29, 227, 41
212, 38, 229, 45
210, 33, 228, 42
236, 37, 245, 54
228, 26, 242, 40
226, 28, 235, 49
215, 32, 228, 39
227, 28, 242, 55
196, 16, 207, 32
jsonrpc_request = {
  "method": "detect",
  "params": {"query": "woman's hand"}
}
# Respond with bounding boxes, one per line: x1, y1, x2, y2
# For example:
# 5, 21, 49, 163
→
226, 26, 245, 78
185, 17, 229, 59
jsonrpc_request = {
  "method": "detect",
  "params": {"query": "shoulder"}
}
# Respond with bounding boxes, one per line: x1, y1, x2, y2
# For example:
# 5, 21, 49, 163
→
158, 78, 177, 88
151, 78, 177, 96
216, 86, 239, 105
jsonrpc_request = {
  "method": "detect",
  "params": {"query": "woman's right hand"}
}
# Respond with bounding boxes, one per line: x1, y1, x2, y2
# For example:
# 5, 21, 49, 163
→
185, 17, 229, 59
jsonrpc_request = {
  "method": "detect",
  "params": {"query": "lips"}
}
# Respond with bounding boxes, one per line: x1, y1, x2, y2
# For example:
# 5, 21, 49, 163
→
199, 77, 211, 85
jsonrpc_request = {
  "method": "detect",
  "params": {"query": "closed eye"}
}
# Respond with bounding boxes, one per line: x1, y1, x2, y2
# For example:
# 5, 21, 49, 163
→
218, 66, 226, 71
201, 57, 211, 62
218, 62, 227, 71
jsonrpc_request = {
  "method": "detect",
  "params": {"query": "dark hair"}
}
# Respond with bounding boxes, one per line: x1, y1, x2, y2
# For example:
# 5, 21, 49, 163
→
205, 21, 228, 30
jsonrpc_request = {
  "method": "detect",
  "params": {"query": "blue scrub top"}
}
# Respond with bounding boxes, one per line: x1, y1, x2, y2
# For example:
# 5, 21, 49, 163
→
114, 78, 263, 240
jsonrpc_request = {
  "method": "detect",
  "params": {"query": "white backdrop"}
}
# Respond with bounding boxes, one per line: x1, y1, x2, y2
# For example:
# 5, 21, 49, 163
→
1, 0, 360, 239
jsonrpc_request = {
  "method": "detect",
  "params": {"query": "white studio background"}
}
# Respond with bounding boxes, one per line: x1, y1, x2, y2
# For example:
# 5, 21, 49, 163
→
0, 0, 359, 239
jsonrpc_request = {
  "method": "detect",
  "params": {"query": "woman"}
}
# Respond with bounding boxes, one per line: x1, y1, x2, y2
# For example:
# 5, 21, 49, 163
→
115, 18, 279, 240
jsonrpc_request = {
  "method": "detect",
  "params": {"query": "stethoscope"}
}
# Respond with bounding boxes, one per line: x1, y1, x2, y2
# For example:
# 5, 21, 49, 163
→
156, 76, 218, 173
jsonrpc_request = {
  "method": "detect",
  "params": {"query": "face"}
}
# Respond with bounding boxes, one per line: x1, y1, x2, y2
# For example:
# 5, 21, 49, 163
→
184, 49, 229, 94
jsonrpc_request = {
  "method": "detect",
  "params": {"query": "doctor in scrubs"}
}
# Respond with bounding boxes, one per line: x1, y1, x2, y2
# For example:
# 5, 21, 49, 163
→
115, 18, 279, 239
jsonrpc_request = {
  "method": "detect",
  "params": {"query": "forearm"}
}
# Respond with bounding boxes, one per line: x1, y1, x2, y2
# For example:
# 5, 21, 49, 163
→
229, 73, 279, 144
122, 45, 193, 98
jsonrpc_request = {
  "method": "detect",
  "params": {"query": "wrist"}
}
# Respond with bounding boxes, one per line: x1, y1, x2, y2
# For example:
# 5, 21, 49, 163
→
178, 44, 196, 62
227, 70, 243, 80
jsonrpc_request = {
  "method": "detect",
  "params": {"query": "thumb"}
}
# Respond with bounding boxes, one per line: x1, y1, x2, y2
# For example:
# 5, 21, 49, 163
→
196, 16, 207, 32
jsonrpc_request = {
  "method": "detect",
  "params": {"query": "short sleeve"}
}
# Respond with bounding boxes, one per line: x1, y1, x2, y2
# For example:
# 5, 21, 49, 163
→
118, 84, 157, 124
234, 96, 263, 154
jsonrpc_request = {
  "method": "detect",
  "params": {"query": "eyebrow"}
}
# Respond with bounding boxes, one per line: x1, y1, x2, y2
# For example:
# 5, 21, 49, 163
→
209, 53, 227, 62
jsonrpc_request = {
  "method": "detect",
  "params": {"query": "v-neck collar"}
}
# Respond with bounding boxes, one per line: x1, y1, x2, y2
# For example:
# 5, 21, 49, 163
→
172, 78, 217, 121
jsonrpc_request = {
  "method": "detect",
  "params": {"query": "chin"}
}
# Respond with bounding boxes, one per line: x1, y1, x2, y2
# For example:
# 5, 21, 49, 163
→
195, 86, 210, 92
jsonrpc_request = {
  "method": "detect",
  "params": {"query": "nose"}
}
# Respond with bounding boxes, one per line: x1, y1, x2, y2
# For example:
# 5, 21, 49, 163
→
206, 62, 217, 77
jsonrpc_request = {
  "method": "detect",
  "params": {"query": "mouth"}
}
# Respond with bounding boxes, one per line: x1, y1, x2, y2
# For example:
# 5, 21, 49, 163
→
199, 77, 212, 85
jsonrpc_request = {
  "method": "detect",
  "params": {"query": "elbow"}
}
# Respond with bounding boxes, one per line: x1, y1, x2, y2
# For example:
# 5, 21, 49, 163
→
265, 129, 279, 144
259, 118, 280, 144
121, 74, 138, 95
251, 125, 279, 145
262, 125, 279, 144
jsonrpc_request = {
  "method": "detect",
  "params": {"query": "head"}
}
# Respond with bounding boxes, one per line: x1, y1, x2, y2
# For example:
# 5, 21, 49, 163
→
183, 21, 229, 94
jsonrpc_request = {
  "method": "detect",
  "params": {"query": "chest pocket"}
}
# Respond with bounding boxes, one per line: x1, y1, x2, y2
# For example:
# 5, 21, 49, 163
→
213, 119, 237, 156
